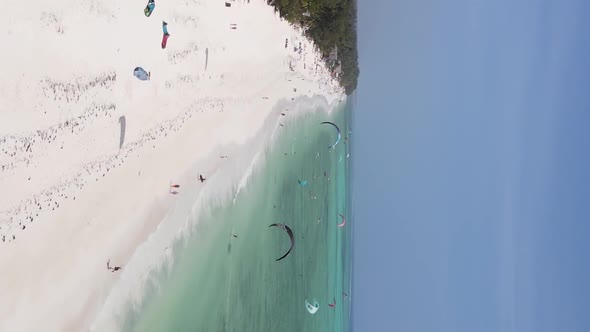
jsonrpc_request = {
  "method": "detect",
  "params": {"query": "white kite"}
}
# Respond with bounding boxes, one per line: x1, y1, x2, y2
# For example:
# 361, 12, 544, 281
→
305, 299, 319, 314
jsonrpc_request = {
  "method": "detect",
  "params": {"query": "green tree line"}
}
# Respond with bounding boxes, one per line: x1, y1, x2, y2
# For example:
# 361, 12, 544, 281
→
268, 0, 359, 94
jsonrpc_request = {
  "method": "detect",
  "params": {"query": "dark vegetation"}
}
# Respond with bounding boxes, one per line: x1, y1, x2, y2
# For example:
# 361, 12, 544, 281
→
268, 0, 359, 94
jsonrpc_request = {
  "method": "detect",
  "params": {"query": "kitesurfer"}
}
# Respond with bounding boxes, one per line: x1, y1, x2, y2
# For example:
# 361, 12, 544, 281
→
328, 298, 336, 308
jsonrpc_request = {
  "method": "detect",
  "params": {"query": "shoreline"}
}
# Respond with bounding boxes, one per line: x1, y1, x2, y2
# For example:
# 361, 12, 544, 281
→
114, 95, 346, 331
90, 94, 343, 331
0, 95, 343, 332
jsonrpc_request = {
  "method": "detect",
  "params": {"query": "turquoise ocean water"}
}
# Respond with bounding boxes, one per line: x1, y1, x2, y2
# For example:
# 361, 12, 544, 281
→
120, 99, 352, 332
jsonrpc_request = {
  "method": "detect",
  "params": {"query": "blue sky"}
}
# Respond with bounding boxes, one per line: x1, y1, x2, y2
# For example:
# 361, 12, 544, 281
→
352, 0, 590, 331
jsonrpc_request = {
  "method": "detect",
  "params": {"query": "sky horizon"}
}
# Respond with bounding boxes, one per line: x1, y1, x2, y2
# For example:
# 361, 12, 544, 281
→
352, 0, 590, 331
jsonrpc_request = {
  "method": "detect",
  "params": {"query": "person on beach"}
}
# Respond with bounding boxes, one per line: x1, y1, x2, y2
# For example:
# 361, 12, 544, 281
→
168, 182, 180, 194
107, 260, 122, 272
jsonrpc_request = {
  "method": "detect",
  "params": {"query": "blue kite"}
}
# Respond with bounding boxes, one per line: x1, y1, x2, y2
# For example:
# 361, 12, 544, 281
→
133, 67, 150, 81
144, 0, 155, 17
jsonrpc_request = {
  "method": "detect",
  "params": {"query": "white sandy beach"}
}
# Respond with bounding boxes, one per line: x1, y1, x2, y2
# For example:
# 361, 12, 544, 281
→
0, 0, 342, 330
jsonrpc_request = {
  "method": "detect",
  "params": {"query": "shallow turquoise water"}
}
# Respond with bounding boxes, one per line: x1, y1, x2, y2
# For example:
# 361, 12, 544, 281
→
121, 101, 352, 332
